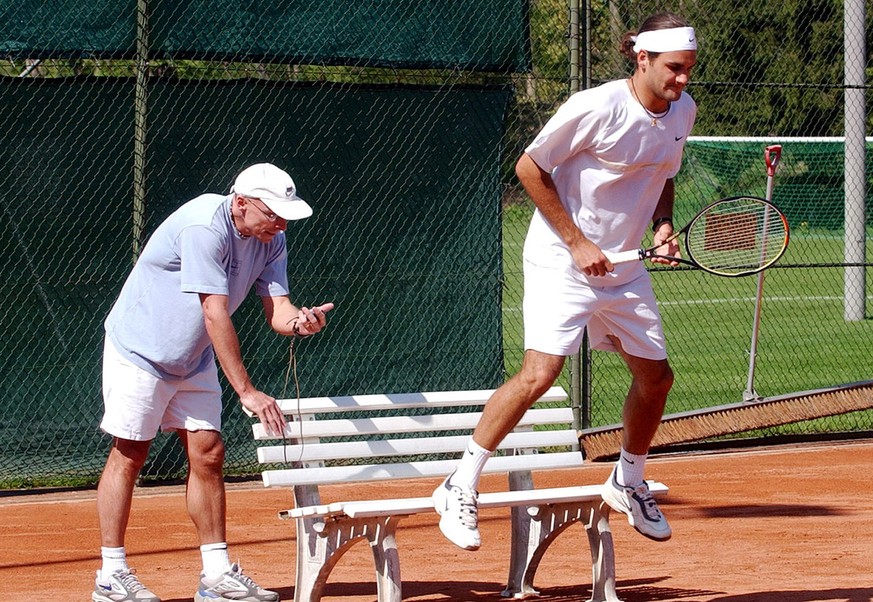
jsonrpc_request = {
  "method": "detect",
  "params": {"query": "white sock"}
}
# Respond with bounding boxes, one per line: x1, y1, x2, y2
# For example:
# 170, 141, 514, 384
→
100, 546, 128, 580
447, 439, 493, 491
200, 542, 232, 578
615, 447, 647, 487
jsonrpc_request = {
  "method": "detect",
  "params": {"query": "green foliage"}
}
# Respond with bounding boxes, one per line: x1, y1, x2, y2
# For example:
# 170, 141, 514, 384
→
687, 0, 844, 136
576, 0, 852, 136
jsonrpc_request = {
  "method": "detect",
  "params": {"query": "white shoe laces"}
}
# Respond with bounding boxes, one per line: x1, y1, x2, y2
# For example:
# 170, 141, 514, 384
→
229, 566, 258, 589
451, 486, 479, 529
116, 570, 147, 593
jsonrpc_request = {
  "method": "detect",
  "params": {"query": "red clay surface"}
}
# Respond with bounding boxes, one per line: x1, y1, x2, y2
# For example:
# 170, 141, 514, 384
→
2, 438, 871, 602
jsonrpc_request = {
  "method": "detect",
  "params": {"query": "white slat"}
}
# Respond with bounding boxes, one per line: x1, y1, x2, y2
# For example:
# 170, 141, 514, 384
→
257, 429, 578, 464
252, 406, 573, 440
262, 451, 583, 487
286, 496, 434, 519
270, 385, 567, 416
285, 482, 669, 519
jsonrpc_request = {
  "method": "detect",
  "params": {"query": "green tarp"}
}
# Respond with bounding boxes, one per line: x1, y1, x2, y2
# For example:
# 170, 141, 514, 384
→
0, 0, 531, 71
0, 77, 511, 484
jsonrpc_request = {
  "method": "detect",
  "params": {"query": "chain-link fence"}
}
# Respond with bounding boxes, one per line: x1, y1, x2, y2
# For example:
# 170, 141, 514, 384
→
1, 0, 870, 488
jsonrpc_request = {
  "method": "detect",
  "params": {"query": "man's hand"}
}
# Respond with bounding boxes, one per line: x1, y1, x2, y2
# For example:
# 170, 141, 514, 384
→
289, 302, 334, 337
570, 238, 614, 277
650, 223, 681, 266
240, 389, 286, 437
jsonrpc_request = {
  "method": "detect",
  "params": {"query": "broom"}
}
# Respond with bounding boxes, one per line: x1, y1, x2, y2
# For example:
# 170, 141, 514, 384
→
579, 379, 873, 461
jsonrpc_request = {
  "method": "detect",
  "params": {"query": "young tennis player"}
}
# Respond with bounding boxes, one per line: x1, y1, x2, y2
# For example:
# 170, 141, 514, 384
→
433, 12, 697, 551
93, 163, 333, 602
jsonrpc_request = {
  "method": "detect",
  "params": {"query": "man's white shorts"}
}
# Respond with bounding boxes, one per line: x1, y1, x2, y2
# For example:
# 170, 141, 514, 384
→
522, 259, 667, 360
100, 337, 222, 441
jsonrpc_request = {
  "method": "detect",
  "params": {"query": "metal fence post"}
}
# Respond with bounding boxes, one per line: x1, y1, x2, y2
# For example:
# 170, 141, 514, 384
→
844, 0, 867, 321
568, 0, 593, 433
132, 0, 149, 262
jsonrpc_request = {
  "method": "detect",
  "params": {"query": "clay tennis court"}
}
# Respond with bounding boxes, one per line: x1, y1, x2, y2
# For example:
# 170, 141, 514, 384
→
3, 438, 870, 601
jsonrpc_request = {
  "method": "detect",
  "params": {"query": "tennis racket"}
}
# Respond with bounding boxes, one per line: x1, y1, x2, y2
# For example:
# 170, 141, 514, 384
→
603, 195, 789, 277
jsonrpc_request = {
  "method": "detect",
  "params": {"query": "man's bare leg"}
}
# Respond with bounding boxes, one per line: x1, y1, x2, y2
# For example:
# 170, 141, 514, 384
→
94, 438, 162, 601
433, 350, 566, 550
97, 438, 152, 549
473, 350, 567, 449
179, 430, 227, 546
601, 336, 674, 541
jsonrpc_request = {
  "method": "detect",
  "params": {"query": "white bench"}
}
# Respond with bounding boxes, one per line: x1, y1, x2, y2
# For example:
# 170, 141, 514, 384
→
250, 386, 667, 602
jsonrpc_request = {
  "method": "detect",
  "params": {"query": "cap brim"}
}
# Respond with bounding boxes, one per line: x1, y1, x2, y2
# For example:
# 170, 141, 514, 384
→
262, 196, 313, 221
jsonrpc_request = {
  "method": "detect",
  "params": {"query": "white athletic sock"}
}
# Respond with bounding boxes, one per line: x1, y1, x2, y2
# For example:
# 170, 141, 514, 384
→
447, 439, 493, 491
615, 447, 647, 487
100, 546, 128, 580
200, 542, 232, 578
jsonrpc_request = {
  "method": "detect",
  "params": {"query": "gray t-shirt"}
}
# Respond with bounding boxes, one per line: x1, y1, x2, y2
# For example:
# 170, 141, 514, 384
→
105, 194, 290, 379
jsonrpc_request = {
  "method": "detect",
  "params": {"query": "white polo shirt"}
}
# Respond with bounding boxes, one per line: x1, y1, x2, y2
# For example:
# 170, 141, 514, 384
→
523, 78, 697, 287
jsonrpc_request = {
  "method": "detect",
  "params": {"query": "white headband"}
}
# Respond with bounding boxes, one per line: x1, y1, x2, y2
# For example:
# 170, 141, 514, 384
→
632, 27, 697, 53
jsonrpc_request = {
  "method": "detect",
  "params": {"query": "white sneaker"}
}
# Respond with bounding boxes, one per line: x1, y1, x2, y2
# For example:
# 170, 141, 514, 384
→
601, 468, 672, 541
93, 568, 161, 602
432, 474, 481, 550
195, 563, 279, 602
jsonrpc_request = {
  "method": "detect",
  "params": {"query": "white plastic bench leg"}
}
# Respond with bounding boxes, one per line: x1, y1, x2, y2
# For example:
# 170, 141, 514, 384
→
501, 499, 619, 601
293, 514, 405, 602
585, 503, 621, 602
369, 518, 403, 602
503, 470, 539, 598
502, 502, 541, 598
294, 516, 331, 602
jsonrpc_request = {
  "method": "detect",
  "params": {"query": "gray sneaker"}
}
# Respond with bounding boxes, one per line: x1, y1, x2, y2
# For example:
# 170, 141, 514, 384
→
601, 469, 672, 541
195, 563, 279, 602
93, 569, 161, 602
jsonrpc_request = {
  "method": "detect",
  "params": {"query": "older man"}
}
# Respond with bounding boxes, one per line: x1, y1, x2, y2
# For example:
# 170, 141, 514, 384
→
94, 163, 333, 602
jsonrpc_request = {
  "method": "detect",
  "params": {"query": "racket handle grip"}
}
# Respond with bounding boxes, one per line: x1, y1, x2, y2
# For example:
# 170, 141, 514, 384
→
602, 249, 644, 264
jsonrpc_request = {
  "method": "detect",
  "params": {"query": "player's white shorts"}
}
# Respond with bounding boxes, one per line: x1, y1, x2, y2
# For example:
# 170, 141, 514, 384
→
522, 259, 667, 360
100, 337, 222, 441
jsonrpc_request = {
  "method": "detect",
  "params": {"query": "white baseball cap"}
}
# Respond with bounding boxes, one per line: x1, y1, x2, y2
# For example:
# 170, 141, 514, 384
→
230, 163, 313, 221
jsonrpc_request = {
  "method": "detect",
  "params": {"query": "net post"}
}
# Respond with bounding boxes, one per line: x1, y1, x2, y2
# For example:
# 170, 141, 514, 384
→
744, 147, 781, 402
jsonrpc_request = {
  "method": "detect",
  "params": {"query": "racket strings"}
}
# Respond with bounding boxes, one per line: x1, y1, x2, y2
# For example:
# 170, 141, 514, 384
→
687, 198, 788, 275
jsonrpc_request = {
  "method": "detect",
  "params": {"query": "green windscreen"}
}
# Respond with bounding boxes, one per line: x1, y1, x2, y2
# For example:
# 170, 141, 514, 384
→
0, 0, 531, 71
0, 77, 511, 485
684, 138, 873, 230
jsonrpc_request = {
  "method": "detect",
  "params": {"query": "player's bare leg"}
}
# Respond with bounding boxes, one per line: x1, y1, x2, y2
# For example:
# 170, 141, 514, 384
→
601, 335, 673, 541
433, 350, 565, 550
473, 350, 566, 449
618, 358, 673, 454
